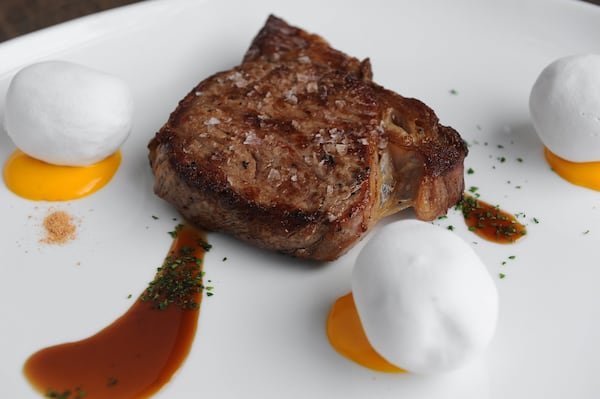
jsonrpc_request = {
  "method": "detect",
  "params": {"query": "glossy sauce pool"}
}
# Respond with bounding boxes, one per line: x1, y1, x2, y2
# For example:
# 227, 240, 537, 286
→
459, 195, 527, 244
24, 224, 208, 399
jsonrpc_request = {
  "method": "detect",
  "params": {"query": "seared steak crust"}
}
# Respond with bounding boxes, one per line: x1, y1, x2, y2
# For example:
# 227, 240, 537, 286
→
148, 15, 467, 261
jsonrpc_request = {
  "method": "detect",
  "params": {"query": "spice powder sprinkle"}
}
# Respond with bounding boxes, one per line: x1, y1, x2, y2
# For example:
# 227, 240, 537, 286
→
41, 210, 77, 245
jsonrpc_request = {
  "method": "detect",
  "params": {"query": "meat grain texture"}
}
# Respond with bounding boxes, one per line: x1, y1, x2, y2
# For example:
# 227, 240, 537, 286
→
148, 15, 467, 261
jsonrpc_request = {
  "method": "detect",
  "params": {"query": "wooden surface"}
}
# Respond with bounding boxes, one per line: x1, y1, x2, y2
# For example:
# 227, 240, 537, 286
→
0, 0, 144, 42
0, 0, 599, 42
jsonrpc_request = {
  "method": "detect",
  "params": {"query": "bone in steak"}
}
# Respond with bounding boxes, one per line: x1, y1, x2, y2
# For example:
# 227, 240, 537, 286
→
148, 15, 467, 261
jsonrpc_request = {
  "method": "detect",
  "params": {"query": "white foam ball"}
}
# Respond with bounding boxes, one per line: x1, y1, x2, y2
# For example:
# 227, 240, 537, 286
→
352, 220, 498, 374
4, 60, 134, 166
529, 54, 600, 162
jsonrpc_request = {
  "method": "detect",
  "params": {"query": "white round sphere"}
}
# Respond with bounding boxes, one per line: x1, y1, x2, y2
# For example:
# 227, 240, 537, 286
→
352, 220, 498, 374
4, 60, 134, 166
529, 54, 600, 162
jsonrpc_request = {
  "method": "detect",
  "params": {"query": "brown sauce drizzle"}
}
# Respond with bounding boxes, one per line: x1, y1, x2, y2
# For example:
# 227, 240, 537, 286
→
24, 224, 209, 399
459, 194, 526, 244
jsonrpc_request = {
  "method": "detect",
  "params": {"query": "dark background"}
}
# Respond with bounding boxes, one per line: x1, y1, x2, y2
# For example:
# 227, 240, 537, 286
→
1, 0, 600, 43
0, 0, 142, 42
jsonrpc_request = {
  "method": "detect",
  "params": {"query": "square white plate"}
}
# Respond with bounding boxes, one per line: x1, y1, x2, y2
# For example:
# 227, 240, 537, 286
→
1, 0, 599, 397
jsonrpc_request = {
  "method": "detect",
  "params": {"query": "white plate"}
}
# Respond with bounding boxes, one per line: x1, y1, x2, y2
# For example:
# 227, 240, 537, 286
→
1, 0, 599, 397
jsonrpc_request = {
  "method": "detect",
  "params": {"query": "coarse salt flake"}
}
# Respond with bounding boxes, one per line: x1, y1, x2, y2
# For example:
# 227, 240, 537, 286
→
205, 117, 220, 126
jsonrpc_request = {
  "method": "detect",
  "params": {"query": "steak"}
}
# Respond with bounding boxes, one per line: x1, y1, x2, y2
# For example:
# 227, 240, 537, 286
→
148, 15, 467, 261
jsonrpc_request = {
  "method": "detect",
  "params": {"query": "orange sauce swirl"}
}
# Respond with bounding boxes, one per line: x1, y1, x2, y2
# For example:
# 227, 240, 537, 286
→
24, 224, 209, 398
459, 195, 526, 244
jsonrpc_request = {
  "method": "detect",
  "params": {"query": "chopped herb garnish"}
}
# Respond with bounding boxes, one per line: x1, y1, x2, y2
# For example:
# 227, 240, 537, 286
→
107, 377, 118, 387
457, 194, 527, 243
151, 215, 159, 220
46, 386, 86, 399
467, 167, 475, 175
142, 225, 212, 310
499, 273, 506, 279
197, 239, 212, 252
449, 89, 458, 95
168, 224, 184, 238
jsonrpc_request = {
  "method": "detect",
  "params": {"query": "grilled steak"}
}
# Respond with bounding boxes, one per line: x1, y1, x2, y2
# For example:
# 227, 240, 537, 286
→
148, 15, 467, 261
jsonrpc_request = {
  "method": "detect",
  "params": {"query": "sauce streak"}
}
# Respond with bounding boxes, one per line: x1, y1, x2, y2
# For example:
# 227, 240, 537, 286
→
327, 292, 405, 373
3, 149, 121, 201
459, 195, 526, 243
544, 147, 600, 192
24, 224, 209, 399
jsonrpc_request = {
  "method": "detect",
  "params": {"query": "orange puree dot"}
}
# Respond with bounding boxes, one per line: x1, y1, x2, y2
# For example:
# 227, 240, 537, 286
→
544, 147, 600, 191
3, 149, 121, 201
327, 292, 405, 373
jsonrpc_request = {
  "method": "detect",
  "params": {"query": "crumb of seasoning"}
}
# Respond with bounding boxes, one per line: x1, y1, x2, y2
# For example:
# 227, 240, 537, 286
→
41, 210, 77, 245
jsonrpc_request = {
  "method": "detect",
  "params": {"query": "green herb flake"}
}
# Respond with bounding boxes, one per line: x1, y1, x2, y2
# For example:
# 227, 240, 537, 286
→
141, 226, 212, 311
467, 167, 475, 175
499, 273, 506, 279
107, 377, 119, 387
45, 386, 87, 399
197, 239, 212, 252
168, 224, 184, 238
